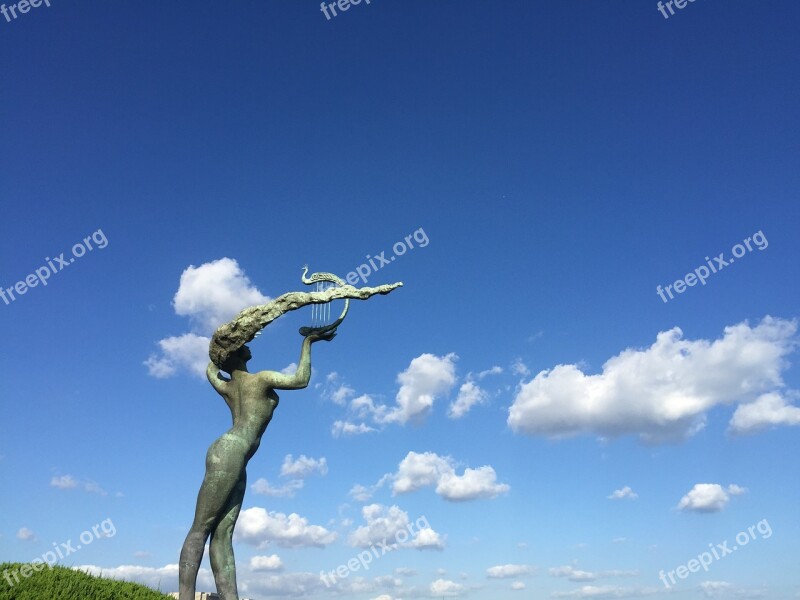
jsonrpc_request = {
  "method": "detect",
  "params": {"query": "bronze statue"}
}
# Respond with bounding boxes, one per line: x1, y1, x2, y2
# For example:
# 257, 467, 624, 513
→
179, 268, 402, 600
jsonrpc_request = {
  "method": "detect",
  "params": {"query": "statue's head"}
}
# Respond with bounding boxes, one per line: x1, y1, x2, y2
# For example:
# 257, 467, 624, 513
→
221, 344, 252, 373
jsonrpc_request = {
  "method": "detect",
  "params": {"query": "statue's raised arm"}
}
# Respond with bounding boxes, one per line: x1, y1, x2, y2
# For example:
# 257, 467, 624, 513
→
209, 276, 403, 368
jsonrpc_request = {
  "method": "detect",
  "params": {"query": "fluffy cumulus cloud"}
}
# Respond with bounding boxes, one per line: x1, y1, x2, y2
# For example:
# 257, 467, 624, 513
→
487, 564, 532, 578
249, 554, 284, 572
145, 258, 269, 378
280, 454, 328, 478
348, 504, 444, 550
251, 478, 305, 498
332, 420, 377, 437
408, 527, 446, 550
391, 451, 509, 502
607, 486, 638, 500
676, 483, 747, 513
16, 527, 35, 541
319, 372, 356, 405
729, 391, 800, 434
380, 353, 458, 424
172, 257, 270, 332
448, 381, 489, 419
508, 317, 799, 443
328, 354, 460, 434
144, 333, 210, 378
430, 578, 465, 597
234, 507, 337, 548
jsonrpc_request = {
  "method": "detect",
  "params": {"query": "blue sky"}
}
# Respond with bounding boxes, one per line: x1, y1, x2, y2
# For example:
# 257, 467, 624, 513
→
1, 1, 799, 599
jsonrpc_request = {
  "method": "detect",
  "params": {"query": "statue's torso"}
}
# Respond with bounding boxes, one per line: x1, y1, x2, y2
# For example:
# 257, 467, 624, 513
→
225, 374, 279, 460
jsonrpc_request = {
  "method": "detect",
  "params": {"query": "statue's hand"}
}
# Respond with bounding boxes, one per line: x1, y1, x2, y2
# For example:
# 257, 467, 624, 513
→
307, 329, 337, 343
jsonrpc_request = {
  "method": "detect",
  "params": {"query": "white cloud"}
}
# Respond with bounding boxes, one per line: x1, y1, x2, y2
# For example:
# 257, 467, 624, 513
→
332, 384, 356, 405
729, 392, 800, 434
676, 483, 747, 513
245, 571, 325, 597
16, 527, 36, 541
551, 585, 658, 598
392, 451, 509, 502
281, 362, 298, 375
144, 333, 210, 379
75, 564, 214, 592
508, 317, 798, 443
478, 366, 503, 379
84, 480, 107, 496
351, 394, 386, 421
249, 554, 284, 572
549, 566, 597, 582
393, 452, 450, 494
436, 466, 510, 502
607, 486, 638, 500
698, 581, 765, 598
511, 358, 530, 377
320, 372, 357, 406
146, 258, 269, 378
430, 578, 465, 596
328, 354, 459, 429
332, 420, 377, 437
549, 566, 638, 582
448, 381, 489, 419
350, 484, 375, 502
280, 454, 328, 478
487, 564, 531, 578
409, 527, 445, 550
511, 581, 526, 590
380, 353, 458, 424
173, 257, 269, 333
348, 504, 444, 551
234, 507, 337, 548
251, 478, 304, 498
51, 475, 78, 489
50, 475, 106, 496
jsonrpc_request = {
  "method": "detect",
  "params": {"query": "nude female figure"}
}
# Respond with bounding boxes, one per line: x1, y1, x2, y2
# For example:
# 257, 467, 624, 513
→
178, 330, 335, 600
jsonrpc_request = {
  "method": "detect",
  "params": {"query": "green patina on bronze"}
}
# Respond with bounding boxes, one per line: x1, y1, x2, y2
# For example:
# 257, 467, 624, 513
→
178, 269, 402, 600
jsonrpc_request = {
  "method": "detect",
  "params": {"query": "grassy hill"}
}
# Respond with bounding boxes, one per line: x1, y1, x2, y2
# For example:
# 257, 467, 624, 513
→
0, 563, 174, 600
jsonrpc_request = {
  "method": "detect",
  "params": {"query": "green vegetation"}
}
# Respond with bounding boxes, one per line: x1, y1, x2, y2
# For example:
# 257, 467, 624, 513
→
0, 563, 174, 600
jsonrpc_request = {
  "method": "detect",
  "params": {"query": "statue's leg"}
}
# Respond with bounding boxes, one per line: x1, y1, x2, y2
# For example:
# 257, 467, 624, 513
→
210, 470, 247, 600
178, 434, 248, 600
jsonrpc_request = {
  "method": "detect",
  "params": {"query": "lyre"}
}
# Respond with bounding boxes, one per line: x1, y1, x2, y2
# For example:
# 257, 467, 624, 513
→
299, 265, 350, 336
